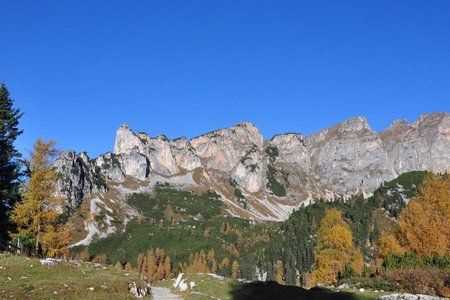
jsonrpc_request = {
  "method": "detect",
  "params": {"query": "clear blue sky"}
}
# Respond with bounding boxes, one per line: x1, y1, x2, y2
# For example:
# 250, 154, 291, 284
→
1, 1, 449, 157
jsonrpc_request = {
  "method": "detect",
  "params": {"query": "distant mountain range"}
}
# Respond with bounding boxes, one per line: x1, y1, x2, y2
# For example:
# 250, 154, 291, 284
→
54, 112, 450, 245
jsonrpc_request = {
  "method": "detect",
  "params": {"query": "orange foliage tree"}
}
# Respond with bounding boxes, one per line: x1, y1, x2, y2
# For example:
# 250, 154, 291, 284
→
396, 174, 450, 257
376, 233, 404, 260
137, 248, 172, 283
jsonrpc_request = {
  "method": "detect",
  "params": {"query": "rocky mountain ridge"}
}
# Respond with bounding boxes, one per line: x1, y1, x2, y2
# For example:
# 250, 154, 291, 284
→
55, 113, 450, 244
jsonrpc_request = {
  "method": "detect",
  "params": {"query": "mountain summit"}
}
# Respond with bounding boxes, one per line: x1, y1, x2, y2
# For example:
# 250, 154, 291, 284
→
54, 113, 450, 245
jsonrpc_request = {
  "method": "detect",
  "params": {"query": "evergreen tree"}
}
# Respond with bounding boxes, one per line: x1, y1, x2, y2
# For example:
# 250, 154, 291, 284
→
0, 83, 23, 244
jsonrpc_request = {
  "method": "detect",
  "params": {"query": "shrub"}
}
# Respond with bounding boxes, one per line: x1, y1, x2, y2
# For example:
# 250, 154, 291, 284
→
386, 268, 450, 297
383, 252, 450, 270
339, 276, 398, 291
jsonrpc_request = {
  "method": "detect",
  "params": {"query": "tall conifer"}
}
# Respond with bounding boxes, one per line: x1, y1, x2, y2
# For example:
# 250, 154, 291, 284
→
0, 83, 23, 244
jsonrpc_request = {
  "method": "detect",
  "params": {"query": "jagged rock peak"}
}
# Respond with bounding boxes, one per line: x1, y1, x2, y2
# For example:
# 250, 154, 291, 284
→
412, 112, 449, 129
114, 123, 145, 155
234, 121, 257, 128
387, 119, 409, 129
54, 112, 450, 224
191, 121, 262, 140
269, 133, 305, 143
334, 116, 371, 132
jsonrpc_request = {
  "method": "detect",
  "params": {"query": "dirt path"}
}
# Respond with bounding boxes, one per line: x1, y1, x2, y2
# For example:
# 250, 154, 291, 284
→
151, 286, 182, 300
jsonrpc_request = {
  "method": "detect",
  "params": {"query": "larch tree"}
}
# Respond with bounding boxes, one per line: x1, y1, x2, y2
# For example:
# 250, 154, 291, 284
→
207, 249, 217, 273
136, 253, 145, 275
124, 261, 133, 272
397, 174, 450, 257
312, 208, 363, 285
146, 249, 157, 282
376, 232, 404, 260
115, 261, 123, 272
275, 260, 285, 285
163, 256, 172, 279
0, 83, 23, 244
76, 247, 90, 261
231, 260, 239, 279
11, 139, 71, 257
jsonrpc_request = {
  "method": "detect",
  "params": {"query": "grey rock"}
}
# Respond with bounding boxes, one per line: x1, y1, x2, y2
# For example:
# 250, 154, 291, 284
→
55, 113, 450, 220
232, 145, 264, 193
118, 150, 149, 181
170, 137, 202, 172
95, 152, 125, 182
55, 151, 107, 209
377, 294, 445, 300
190, 121, 263, 172
305, 116, 395, 195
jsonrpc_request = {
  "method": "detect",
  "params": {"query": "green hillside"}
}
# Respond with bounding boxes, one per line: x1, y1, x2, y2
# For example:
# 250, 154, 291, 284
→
79, 171, 428, 283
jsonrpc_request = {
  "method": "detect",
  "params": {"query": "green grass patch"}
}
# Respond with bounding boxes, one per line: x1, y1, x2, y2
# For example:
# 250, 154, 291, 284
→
0, 254, 144, 299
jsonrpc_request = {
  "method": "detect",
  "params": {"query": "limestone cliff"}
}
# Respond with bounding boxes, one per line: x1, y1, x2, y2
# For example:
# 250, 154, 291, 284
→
55, 112, 450, 228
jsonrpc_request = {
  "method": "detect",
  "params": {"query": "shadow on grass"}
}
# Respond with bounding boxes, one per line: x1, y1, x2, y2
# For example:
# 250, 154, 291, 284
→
230, 281, 359, 300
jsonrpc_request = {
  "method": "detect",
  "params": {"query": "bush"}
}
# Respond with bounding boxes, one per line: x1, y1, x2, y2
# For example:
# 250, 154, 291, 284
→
339, 276, 399, 291
127, 187, 223, 221
386, 268, 450, 297
383, 252, 450, 270
383, 252, 421, 269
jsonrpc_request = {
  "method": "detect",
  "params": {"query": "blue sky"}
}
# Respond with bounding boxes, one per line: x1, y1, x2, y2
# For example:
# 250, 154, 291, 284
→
1, 1, 449, 157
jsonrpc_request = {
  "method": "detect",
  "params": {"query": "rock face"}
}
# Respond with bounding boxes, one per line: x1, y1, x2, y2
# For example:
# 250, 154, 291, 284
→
55, 112, 450, 220
305, 116, 395, 194
54, 151, 107, 209
190, 122, 264, 172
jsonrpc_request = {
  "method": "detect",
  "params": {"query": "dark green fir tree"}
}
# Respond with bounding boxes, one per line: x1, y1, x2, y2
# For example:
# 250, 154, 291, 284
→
0, 83, 23, 245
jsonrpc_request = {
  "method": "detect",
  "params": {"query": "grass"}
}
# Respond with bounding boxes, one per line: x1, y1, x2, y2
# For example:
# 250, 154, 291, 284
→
155, 273, 235, 300
0, 254, 144, 299
341, 288, 393, 300
154, 273, 394, 300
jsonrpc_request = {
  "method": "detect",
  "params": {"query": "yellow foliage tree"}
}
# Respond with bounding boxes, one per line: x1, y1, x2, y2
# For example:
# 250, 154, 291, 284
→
139, 248, 172, 282
76, 247, 90, 261
124, 261, 133, 272
376, 233, 405, 260
221, 257, 230, 269
397, 174, 450, 257
275, 260, 285, 285
164, 256, 172, 279
115, 261, 123, 272
92, 253, 106, 265
146, 250, 157, 282
136, 253, 145, 275
231, 260, 239, 279
11, 139, 71, 257
207, 249, 218, 273
204, 228, 210, 240
312, 208, 363, 285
